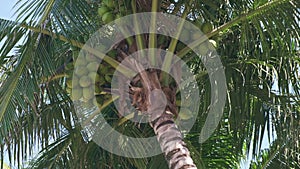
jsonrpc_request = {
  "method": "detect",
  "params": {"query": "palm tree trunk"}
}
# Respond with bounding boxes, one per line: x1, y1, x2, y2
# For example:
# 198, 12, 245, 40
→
117, 32, 197, 168
127, 65, 198, 169
151, 111, 197, 169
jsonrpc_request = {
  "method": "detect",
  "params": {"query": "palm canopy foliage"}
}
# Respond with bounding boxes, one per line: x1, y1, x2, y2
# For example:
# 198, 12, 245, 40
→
0, 0, 299, 168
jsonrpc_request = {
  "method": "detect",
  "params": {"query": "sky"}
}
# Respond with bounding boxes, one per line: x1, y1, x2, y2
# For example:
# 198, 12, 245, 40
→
0, 1, 17, 20
0, 0, 18, 55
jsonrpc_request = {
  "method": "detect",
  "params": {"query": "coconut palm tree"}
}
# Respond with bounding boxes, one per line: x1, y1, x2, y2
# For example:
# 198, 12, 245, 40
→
0, 0, 299, 168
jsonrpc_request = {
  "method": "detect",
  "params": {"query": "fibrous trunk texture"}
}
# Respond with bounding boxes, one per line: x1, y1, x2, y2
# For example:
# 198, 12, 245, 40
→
128, 69, 197, 169
151, 111, 197, 169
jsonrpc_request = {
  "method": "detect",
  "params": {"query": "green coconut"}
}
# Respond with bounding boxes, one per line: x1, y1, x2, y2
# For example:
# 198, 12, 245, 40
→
201, 22, 213, 34
102, 12, 115, 24
83, 87, 94, 101
98, 6, 110, 16
71, 88, 83, 100
178, 108, 194, 120
103, 0, 115, 8
79, 76, 92, 87
87, 62, 99, 72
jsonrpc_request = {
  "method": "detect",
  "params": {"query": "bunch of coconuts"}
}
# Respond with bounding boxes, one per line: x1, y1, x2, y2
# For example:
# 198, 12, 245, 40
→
65, 49, 118, 106
97, 0, 131, 24
154, 21, 216, 53
63, 1, 218, 117
168, 20, 216, 59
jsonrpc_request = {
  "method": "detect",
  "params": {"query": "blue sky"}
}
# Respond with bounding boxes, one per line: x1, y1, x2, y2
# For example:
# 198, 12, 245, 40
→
0, 0, 21, 56
0, 1, 17, 20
